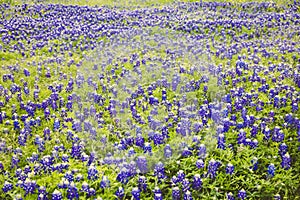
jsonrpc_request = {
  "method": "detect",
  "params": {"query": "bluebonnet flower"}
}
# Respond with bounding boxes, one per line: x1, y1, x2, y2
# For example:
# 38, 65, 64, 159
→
292, 103, 298, 113
11, 155, 20, 169
88, 188, 96, 197
279, 143, 288, 157
87, 165, 99, 180
153, 132, 164, 146
182, 178, 190, 192
65, 171, 74, 182
177, 170, 185, 183
136, 156, 148, 174
81, 182, 89, 193
237, 189, 247, 200
198, 144, 206, 159
237, 129, 246, 145
183, 190, 193, 200
281, 153, 291, 170
52, 190, 63, 200
44, 127, 51, 141
227, 192, 235, 200
196, 159, 205, 169
192, 174, 202, 190
62, 154, 69, 162
207, 159, 221, 179
182, 147, 192, 157
249, 139, 258, 149
53, 118, 60, 131
217, 134, 226, 149
131, 187, 140, 200
38, 186, 47, 200
67, 182, 79, 199
127, 147, 136, 157
250, 124, 258, 137
164, 144, 173, 158
226, 163, 234, 175
267, 163, 275, 178
116, 167, 130, 184
2, 181, 13, 193
14, 119, 20, 130
153, 187, 162, 195
115, 187, 125, 199
154, 193, 163, 200
154, 162, 166, 180
138, 176, 147, 192
71, 143, 82, 159
100, 176, 110, 188
143, 142, 153, 155
171, 176, 179, 185
263, 127, 271, 141
135, 134, 145, 148
172, 187, 180, 200
272, 130, 285, 142
274, 194, 281, 200
23, 179, 37, 196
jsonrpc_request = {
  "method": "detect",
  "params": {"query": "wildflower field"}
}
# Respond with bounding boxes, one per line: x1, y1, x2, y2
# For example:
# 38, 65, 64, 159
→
0, 0, 300, 199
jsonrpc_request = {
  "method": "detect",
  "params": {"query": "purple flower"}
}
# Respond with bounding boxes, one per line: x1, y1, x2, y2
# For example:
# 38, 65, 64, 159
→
100, 176, 110, 189
151, 187, 161, 196
182, 147, 192, 157
237, 189, 247, 200
227, 192, 235, 200
138, 176, 147, 191
226, 163, 234, 175
135, 134, 145, 148
192, 174, 202, 190
267, 163, 275, 177
154, 193, 163, 200
87, 165, 98, 180
11, 155, 20, 169
23, 179, 37, 196
196, 159, 205, 169
2, 181, 13, 193
143, 142, 153, 155
88, 188, 95, 197
279, 143, 288, 157
198, 144, 206, 158
136, 156, 148, 174
115, 187, 125, 199
281, 153, 291, 170
183, 190, 193, 200
52, 190, 63, 200
217, 134, 226, 149
154, 162, 166, 180
81, 182, 89, 193
164, 144, 173, 158
263, 127, 271, 141
237, 129, 246, 145
182, 178, 190, 192
250, 157, 259, 171
207, 159, 221, 179
177, 170, 185, 182
116, 167, 130, 184
172, 187, 180, 200
67, 182, 79, 200
131, 187, 140, 200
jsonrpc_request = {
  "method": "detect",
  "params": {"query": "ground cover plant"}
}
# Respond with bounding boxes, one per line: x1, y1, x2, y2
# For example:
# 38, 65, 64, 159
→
0, 0, 300, 199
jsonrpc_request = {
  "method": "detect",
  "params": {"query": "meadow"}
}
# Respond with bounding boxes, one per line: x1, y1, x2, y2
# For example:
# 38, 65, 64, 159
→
0, 0, 300, 199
